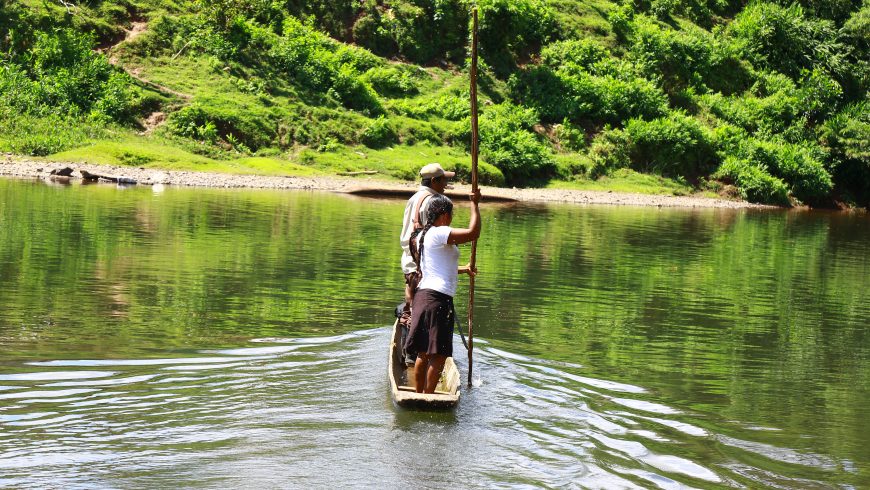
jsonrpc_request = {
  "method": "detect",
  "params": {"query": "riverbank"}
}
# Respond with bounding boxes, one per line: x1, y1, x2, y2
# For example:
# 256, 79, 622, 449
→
0, 156, 768, 209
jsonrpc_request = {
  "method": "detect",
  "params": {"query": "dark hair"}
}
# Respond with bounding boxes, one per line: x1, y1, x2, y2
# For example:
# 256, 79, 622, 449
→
421, 175, 446, 188
411, 195, 453, 274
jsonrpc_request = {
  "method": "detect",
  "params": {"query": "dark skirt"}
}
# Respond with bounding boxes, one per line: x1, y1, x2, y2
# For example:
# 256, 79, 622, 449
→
404, 288, 454, 357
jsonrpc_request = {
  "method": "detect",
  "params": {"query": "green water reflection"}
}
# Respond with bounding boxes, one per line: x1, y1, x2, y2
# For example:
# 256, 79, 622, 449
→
1, 178, 868, 486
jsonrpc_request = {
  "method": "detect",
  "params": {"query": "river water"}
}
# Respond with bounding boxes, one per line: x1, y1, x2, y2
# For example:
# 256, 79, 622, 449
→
1, 178, 868, 488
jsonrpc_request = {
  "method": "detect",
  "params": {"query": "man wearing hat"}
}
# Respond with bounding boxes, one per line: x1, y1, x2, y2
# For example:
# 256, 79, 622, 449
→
398, 163, 455, 364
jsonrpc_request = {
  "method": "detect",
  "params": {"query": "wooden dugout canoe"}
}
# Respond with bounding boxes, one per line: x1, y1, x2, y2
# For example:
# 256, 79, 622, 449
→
388, 319, 461, 409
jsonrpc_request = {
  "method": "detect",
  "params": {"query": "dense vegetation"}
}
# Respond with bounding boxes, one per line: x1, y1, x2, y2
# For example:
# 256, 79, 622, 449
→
1, 0, 868, 205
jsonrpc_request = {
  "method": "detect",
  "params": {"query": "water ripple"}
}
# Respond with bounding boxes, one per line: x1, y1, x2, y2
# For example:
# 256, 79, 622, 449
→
0, 371, 116, 382
0, 328, 857, 488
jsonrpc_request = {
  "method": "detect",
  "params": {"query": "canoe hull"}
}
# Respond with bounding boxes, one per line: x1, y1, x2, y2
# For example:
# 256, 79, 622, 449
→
388, 319, 460, 409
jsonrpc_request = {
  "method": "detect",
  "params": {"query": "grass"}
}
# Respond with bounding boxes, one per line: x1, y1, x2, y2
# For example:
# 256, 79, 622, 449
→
97, 51, 505, 183
296, 143, 501, 182
549, 0, 618, 48
44, 134, 484, 182
0, 114, 109, 157
49, 134, 324, 176
125, 55, 247, 101
25, 123, 723, 197
547, 168, 698, 195
34, 128, 711, 195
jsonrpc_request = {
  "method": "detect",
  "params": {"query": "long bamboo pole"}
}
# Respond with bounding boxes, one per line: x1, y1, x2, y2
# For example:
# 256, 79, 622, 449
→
467, 7, 479, 387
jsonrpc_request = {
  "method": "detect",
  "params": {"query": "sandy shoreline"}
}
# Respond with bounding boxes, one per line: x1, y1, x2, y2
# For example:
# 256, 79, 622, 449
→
1, 156, 768, 209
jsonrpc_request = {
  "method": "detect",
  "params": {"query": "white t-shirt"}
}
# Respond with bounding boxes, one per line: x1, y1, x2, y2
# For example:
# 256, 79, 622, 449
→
399, 187, 442, 275
416, 226, 459, 297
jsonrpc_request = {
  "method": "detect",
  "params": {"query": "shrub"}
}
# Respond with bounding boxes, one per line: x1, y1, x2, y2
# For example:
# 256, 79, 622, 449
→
0, 105, 105, 156
715, 157, 791, 205
0, 28, 141, 123
451, 159, 506, 187
282, 0, 357, 39
627, 16, 713, 93
269, 17, 384, 115
315, 138, 343, 153
820, 101, 870, 205
509, 66, 668, 125
390, 116, 452, 145
588, 128, 631, 178
362, 66, 419, 97
477, 0, 556, 76
333, 44, 382, 73
705, 66, 843, 139
770, 142, 833, 203
508, 66, 571, 122
744, 140, 832, 203
184, 6, 249, 61
351, 11, 397, 58
594, 75, 669, 123
650, 0, 681, 20
554, 153, 592, 179
351, 0, 468, 64
432, 94, 471, 121
624, 112, 717, 177
819, 101, 870, 164
541, 39, 609, 70
168, 105, 218, 141
719, 136, 834, 204
781, 0, 859, 24
466, 103, 556, 184
702, 74, 803, 135
842, 0, 870, 42
0, 1, 32, 57
554, 119, 587, 152
168, 104, 275, 150
606, 15, 750, 95
0, 63, 39, 112
269, 19, 339, 92
529, 39, 669, 124
627, 0, 728, 26
386, 2, 432, 60
726, 2, 846, 79
711, 122, 748, 155
285, 105, 367, 147
609, 4, 635, 42
90, 71, 139, 123
361, 116, 398, 148
705, 42, 755, 96
798, 68, 843, 120
392, 92, 470, 121
329, 64, 383, 116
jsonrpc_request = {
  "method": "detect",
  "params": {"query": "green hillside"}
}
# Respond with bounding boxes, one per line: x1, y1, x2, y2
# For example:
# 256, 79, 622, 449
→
1, 0, 868, 206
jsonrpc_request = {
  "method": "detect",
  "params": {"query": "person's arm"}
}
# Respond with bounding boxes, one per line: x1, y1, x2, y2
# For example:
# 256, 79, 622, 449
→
458, 263, 477, 276
448, 190, 481, 245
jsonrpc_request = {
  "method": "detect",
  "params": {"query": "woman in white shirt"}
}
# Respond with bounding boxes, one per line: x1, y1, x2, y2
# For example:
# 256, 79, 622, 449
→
405, 191, 481, 393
